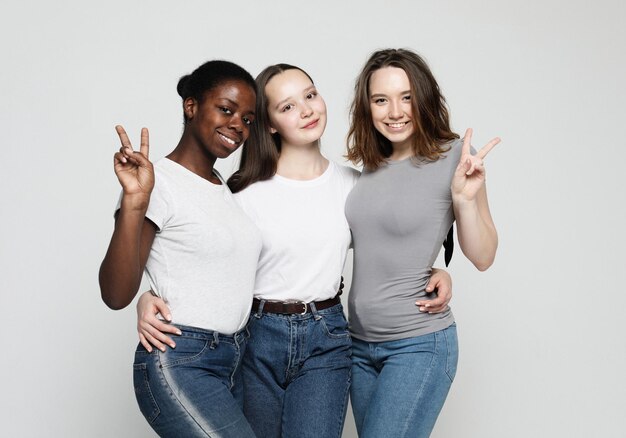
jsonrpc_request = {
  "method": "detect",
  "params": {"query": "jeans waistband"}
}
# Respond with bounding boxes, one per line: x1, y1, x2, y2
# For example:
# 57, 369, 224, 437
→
171, 323, 247, 344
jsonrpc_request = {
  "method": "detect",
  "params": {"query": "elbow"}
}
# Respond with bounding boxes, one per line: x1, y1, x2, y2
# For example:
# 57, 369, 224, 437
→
102, 296, 129, 310
100, 289, 131, 310
472, 251, 496, 272
99, 269, 132, 310
474, 260, 493, 272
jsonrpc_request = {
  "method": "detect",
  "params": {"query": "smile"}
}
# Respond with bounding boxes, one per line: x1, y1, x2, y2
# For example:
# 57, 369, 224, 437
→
218, 132, 239, 146
385, 122, 409, 129
302, 119, 320, 129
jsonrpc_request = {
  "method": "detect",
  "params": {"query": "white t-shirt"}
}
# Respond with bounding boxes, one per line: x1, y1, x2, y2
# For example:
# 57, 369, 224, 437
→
234, 161, 359, 303
136, 158, 262, 334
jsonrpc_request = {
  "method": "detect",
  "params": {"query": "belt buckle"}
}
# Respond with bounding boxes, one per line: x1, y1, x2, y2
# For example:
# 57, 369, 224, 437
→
285, 300, 308, 315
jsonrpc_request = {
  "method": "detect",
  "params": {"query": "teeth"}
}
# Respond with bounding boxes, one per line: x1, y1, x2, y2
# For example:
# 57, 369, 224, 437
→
219, 133, 237, 145
388, 122, 406, 128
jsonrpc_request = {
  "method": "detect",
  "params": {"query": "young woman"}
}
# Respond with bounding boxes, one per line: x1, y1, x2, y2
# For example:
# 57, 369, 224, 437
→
99, 60, 260, 437
135, 63, 454, 438
345, 48, 500, 437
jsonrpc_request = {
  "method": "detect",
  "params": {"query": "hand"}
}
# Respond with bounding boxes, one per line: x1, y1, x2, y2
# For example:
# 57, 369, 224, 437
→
113, 125, 154, 205
136, 290, 180, 352
416, 268, 452, 313
451, 128, 500, 202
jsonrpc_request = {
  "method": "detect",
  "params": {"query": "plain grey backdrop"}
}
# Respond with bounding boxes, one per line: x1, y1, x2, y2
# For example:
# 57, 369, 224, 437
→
1, 0, 624, 436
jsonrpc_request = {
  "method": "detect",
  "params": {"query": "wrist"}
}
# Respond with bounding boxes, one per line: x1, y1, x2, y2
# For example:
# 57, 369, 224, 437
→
120, 194, 151, 212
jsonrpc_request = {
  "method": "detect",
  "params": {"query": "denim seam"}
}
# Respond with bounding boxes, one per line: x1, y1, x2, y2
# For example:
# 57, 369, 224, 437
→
156, 354, 213, 437
443, 327, 455, 382
333, 369, 352, 438
133, 363, 160, 424
399, 334, 439, 438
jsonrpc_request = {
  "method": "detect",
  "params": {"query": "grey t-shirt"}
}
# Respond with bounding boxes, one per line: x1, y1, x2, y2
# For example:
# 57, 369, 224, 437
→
346, 139, 463, 342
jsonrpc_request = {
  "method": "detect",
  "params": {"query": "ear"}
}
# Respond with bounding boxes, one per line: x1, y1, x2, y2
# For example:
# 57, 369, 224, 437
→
183, 97, 197, 121
269, 126, 277, 134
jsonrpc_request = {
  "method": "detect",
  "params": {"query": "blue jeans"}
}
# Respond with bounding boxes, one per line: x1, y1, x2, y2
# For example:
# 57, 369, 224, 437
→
133, 324, 255, 437
351, 323, 459, 438
242, 303, 352, 438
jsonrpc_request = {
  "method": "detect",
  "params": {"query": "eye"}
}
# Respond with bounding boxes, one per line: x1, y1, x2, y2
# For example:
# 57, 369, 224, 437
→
219, 106, 233, 115
373, 97, 387, 105
306, 91, 317, 99
402, 95, 411, 102
281, 104, 293, 112
242, 116, 255, 126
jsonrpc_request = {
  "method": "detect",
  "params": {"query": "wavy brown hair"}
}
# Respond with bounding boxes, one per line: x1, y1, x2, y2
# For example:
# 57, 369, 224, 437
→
228, 64, 314, 193
346, 48, 458, 169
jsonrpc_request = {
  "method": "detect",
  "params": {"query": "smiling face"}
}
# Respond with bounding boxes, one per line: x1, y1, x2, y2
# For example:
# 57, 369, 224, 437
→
185, 79, 256, 159
264, 69, 327, 148
368, 66, 415, 153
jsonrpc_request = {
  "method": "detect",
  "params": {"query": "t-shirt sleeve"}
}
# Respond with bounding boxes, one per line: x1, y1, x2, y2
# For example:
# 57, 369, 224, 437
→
144, 178, 171, 231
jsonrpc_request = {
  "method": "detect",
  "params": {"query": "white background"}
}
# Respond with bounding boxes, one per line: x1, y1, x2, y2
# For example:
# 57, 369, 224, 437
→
1, 0, 624, 436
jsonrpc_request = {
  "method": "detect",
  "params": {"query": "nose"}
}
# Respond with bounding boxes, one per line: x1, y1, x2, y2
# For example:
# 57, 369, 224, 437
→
300, 102, 313, 118
228, 115, 244, 133
388, 100, 403, 119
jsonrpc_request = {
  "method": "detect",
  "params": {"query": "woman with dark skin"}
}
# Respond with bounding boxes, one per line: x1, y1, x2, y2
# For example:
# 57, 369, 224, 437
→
99, 60, 260, 437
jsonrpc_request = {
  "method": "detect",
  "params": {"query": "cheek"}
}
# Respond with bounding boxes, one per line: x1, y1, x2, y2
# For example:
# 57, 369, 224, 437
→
370, 106, 385, 123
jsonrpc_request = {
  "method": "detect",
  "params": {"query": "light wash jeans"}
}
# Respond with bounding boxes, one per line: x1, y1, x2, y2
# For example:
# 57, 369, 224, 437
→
242, 303, 352, 438
351, 323, 459, 438
133, 324, 255, 437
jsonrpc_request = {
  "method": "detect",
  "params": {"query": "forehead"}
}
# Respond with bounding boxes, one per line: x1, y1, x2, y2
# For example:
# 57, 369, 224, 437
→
369, 67, 410, 94
205, 80, 256, 109
265, 69, 313, 103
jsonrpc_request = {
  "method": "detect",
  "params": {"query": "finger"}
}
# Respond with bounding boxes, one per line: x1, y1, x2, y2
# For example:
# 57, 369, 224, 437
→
142, 324, 177, 349
142, 331, 168, 352
143, 317, 181, 336
140, 127, 150, 158
462, 128, 473, 156
465, 158, 475, 175
154, 299, 173, 322
476, 137, 501, 159
114, 151, 128, 165
138, 333, 153, 353
455, 156, 471, 177
115, 125, 133, 150
427, 304, 449, 314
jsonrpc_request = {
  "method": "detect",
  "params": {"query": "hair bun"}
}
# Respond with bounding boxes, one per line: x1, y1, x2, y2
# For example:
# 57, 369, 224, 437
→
177, 74, 191, 98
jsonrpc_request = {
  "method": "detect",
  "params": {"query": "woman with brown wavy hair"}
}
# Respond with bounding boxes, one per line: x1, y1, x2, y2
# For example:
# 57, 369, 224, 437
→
345, 48, 500, 438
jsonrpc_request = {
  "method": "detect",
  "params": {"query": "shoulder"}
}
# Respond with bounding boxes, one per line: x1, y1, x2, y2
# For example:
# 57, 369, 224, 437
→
330, 161, 361, 184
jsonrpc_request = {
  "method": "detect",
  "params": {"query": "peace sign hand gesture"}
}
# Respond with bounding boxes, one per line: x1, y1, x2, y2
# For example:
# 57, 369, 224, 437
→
451, 128, 500, 202
113, 125, 155, 210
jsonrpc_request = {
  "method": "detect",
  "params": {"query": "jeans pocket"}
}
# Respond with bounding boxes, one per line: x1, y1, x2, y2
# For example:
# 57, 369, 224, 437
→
159, 337, 209, 368
133, 363, 160, 424
320, 312, 351, 340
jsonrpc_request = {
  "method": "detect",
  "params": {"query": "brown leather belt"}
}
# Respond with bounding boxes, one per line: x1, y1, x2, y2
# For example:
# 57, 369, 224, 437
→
251, 293, 342, 315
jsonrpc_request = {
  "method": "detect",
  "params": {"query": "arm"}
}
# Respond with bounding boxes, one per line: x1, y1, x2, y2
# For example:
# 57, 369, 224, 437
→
99, 126, 156, 309
451, 128, 500, 271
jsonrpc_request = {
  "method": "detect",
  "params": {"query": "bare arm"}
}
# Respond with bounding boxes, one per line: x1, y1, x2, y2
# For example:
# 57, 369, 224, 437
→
451, 128, 500, 271
99, 126, 156, 309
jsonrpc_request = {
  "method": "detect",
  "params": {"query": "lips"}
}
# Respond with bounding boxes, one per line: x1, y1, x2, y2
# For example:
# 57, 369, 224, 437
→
302, 119, 320, 129
385, 121, 410, 129
217, 131, 241, 148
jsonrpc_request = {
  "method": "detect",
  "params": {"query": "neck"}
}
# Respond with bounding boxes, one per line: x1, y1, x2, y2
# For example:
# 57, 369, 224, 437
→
276, 141, 328, 180
389, 140, 414, 161
167, 131, 220, 184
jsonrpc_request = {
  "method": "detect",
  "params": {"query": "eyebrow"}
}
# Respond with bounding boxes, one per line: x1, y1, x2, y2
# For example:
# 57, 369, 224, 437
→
274, 85, 317, 110
370, 90, 411, 98
219, 98, 255, 115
